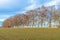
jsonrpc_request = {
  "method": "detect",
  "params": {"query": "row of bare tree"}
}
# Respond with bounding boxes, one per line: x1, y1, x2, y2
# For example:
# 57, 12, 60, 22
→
2, 6, 60, 28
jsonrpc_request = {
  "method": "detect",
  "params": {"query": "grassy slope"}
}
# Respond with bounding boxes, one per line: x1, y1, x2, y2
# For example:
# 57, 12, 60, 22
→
0, 28, 60, 40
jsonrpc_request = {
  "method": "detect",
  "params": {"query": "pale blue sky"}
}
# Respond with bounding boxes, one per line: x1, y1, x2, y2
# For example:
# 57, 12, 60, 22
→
0, 0, 60, 26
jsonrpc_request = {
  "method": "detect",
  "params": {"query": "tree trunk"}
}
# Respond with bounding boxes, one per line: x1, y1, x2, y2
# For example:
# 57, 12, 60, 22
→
49, 18, 51, 28
41, 19, 43, 27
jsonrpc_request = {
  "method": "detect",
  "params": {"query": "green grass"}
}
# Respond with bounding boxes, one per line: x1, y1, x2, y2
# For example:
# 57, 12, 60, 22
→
0, 28, 60, 40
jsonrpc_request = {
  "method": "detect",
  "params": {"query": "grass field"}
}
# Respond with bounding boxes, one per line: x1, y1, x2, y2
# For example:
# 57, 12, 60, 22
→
0, 28, 60, 40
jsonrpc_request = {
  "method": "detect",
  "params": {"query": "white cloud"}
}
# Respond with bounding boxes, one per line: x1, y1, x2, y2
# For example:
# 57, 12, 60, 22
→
0, 19, 5, 22
44, 0, 60, 6
0, 0, 10, 5
25, 0, 38, 10
25, 0, 60, 10
26, 4, 36, 10
30, 0, 35, 4
0, 15, 12, 22
0, 0, 11, 8
0, 0, 20, 9
26, 0, 60, 10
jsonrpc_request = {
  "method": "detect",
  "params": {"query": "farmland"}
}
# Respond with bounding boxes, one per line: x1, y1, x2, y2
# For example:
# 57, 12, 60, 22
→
0, 28, 60, 40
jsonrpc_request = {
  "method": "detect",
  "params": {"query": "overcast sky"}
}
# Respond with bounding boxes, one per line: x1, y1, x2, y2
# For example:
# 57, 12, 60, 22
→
0, 0, 60, 26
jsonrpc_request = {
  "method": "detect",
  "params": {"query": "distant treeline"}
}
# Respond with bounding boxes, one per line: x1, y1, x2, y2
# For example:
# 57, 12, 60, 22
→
2, 5, 60, 28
